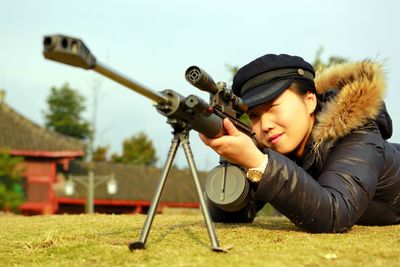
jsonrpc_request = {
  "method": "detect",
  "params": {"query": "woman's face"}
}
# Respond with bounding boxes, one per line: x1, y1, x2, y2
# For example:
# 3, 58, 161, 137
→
248, 88, 316, 156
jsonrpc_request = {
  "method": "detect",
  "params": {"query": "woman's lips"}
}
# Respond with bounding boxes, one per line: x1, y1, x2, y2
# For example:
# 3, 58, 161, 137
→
269, 133, 283, 144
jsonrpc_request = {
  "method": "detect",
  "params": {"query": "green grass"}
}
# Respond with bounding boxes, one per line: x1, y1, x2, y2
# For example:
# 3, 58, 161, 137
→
0, 213, 399, 267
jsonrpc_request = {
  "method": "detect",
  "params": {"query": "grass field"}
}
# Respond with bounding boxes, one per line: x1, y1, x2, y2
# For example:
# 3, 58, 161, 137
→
0, 212, 399, 267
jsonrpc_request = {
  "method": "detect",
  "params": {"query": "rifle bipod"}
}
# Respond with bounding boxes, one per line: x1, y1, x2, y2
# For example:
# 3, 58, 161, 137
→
128, 119, 229, 252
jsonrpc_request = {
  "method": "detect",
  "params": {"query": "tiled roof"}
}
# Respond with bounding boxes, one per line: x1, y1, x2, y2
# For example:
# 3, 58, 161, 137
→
0, 102, 84, 154
62, 161, 208, 203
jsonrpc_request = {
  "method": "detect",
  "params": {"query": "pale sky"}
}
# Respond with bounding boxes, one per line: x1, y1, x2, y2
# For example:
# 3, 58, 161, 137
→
1, 0, 399, 170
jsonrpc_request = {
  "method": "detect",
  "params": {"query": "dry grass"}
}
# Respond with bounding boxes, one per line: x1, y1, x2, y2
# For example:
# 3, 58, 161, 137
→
0, 213, 399, 267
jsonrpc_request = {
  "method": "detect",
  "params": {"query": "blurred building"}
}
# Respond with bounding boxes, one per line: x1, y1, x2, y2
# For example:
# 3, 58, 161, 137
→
0, 92, 204, 215
0, 93, 84, 214
57, 161, 204, 214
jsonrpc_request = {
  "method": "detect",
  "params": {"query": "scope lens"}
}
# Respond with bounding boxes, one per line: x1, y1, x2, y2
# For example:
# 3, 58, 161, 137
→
186, 67, 201, 83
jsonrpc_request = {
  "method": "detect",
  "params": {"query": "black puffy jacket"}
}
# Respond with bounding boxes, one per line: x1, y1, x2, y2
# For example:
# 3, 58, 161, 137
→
208, 61, 400, 233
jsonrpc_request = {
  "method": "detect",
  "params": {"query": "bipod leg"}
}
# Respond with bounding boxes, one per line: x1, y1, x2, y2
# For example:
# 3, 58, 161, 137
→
180, 132, 228, 252
129, 133, 180, 251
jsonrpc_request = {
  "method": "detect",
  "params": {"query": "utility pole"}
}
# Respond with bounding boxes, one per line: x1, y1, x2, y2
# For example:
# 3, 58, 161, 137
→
65, 173, 117, 214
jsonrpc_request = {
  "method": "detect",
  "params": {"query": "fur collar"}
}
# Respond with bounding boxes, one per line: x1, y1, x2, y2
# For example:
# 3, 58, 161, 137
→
312, 61, 386, 149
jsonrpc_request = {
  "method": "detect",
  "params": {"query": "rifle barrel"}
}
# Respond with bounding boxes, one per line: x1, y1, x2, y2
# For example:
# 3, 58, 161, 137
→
94, 63, 168, 104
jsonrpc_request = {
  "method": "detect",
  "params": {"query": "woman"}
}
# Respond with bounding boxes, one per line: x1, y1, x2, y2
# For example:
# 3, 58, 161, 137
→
200, 54, 400, 233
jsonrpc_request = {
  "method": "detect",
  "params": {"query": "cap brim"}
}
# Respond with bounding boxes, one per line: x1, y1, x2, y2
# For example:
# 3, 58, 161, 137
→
242, 79, 293, 109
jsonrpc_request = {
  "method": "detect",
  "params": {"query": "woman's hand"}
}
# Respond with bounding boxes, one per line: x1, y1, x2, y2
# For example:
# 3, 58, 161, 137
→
199, 118, 265, 169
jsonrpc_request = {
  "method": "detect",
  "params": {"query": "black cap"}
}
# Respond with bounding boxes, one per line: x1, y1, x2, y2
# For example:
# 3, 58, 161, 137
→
232, 54, 315, 109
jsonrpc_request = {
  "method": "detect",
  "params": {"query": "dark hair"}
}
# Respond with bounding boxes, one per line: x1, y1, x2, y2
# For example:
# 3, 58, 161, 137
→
290, 80, 322, 113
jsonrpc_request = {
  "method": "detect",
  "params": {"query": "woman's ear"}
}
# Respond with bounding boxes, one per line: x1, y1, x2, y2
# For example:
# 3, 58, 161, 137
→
304, 91, 317, 114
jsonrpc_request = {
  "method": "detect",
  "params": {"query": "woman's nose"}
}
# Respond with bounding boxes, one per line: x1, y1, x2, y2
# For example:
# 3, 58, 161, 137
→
260, 113, 274, 132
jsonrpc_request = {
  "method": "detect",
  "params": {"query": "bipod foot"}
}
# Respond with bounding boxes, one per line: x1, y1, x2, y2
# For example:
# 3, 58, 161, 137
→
212, 244, 233, 253
129, 241, 145, 251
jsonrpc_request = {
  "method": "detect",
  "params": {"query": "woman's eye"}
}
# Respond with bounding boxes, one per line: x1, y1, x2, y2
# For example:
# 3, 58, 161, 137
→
268, 103, 280, 111
270, 103, 279, 108
249, 114, 258, 120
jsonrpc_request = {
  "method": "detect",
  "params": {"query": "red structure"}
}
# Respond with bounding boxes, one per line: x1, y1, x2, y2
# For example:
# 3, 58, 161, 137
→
17, 154, 83, 215
0, 98, 84, 214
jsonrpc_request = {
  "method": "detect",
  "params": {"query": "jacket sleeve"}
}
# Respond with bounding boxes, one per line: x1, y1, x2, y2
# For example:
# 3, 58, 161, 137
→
253, 123, 385, 233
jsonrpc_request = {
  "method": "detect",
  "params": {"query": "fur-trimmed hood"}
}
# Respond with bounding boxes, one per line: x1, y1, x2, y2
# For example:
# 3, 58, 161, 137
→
312, 61, 390, 149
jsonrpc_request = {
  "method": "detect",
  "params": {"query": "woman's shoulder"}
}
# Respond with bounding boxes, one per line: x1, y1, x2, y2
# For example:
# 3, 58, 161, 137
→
312, 61, 389, 152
